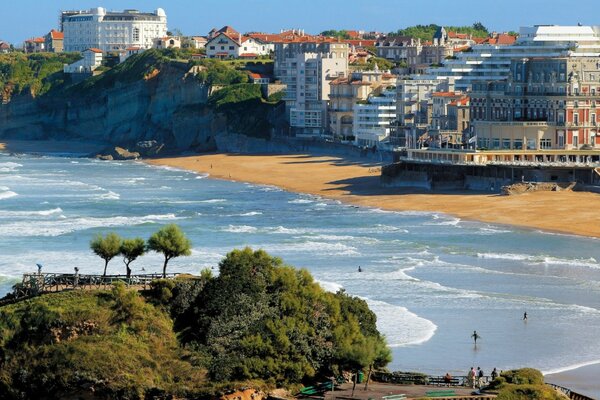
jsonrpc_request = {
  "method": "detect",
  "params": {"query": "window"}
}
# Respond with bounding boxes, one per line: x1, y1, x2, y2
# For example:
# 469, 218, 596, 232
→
502, 138, 511, 149
133, 27, 140, 41
514, 139, 523, 149
209, 46, 215, 50
527, 139, 537, 150
229, 46, 234, 50
573, 135, 579, 147
592, 114, 597, 125
540, 138, 552, 149
492, 138, 500, 149
574, 112, 579, 125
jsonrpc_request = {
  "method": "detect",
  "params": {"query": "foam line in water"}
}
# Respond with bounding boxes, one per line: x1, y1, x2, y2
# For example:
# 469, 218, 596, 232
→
542, 358, 600, 376
0, 190, 18, 200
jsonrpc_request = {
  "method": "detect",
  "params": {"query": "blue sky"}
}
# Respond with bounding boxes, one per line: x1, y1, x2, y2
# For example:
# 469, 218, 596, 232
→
0, 0, 592, 44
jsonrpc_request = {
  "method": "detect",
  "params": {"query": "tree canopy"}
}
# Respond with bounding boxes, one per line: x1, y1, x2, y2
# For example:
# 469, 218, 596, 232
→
90, 232, 122, 276
178, 247, 390, 384
391, 23, 489, 42
119, 237, 146, 278
147, 224, 192, 277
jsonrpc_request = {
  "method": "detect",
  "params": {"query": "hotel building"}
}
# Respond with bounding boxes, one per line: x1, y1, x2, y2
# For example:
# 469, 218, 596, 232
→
353, 89, 397, 147
61, 7, 167, 52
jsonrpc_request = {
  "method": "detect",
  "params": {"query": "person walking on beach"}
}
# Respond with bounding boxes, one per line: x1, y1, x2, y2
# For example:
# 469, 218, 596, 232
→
358, 266, 362, 272
523, 312, 528, 320
471, 330, 480, 344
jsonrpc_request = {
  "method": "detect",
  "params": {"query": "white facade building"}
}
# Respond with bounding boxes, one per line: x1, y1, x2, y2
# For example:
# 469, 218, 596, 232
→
426, 25, 600, 90
62, 7, 167, 52
64, 48, 103, 74
353, 90, 397, 147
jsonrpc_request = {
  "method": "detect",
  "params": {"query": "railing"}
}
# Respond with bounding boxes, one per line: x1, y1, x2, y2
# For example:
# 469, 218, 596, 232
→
547, 383, 596, 400
10, 272, 182, 301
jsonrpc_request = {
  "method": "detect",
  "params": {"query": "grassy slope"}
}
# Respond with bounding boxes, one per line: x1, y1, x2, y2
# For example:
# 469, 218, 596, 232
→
0, 287, 204, 399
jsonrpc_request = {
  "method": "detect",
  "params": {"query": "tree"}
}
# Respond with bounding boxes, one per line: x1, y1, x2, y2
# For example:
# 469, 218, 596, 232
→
90, 232, 122, 277
147, 224, 192, 278
119, 238, 146, 278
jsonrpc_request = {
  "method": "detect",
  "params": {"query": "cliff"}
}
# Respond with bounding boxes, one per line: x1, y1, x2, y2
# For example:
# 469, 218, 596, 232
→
0, 50, 282, 153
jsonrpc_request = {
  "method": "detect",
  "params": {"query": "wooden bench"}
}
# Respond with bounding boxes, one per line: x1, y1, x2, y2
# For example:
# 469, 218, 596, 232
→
428, 377, 462, 386
426, 390, 456, 397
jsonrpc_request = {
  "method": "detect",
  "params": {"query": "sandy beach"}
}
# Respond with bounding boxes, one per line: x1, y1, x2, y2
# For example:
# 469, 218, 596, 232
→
148, 153, 600, 238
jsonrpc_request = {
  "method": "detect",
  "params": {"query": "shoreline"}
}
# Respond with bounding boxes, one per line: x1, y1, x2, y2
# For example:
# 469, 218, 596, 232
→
146, 152, 600, 239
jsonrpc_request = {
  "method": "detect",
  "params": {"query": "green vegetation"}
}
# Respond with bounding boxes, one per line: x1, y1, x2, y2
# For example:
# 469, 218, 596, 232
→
487, 368, 562, 400
90, 232, 122, 276
0, 247, 391, 398
0, 52, 81, 98
321, 30, 352, 39
120, 238, 147, 278
193, 58, 250, 85
177, 248, 390, 385
147, 224, 192, 278
0, 287, 203, 399
391, 23, 489, 42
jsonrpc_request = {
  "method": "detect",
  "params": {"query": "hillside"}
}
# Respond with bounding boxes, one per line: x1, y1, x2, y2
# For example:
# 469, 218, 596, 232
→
0, 248, 390, 399
0, 50, 284, 153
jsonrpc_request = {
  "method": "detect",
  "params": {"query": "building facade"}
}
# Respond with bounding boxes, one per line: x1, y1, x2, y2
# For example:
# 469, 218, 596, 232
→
471, 57, 600, 150
61, 7, 167, 52
428, 92, 470, 148
24, 37, 45, 53
353, 89, 397, 147
45, 30, 64, 53
64, 48, 103, 74
328, 69, 396, 141
394, 77, 454, 147
274, 40, 349, 137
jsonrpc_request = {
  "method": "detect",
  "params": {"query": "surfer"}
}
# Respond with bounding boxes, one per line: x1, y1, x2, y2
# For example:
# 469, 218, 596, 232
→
471, 330, 481, 344
523, 312, 528, 320
358, 266, 362, 272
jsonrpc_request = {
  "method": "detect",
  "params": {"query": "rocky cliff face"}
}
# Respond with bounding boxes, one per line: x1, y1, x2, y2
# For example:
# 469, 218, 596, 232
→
0, 63, 226, 152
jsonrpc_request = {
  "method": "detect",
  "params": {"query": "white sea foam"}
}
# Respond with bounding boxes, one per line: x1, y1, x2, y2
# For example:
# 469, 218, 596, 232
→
542, 359, 600, 376
0, 190, 18, 200
261, 241, 360, 256
477, 252, 537, 261
0, 213, 181, 237
199, 199, 227, 203
478, 252, 600, 269
365, 298, 437, 347
97, 191, 120, 200
316, 279, 344, 293
239, 211, 262, 216
222, 225, 258, 233
0, 207, 63, 217
0, 162, 22, 172
288, 198, 314, 204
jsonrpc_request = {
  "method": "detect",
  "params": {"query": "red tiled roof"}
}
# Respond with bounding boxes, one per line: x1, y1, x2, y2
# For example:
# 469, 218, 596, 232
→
433, 91, 461, 97
346, 30, 361, 39
49, 30, 64, 40
490, 34, 517, 45
344, 39, 376, 47
86, 48, 103, 53
448, 32, 469, 40
217, 26, 239, 36
126, 46, 141, 51
249, 72, 270, 79
26, 37, 45, 43
215, 52, 231, 56
454, 45, 471, 53
239, 53, 258, 57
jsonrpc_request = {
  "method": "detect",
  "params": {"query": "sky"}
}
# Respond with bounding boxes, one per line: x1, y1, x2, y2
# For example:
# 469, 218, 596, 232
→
0, 0, 596, 44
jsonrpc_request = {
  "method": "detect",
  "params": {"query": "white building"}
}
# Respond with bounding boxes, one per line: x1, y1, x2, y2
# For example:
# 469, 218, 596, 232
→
274, 40, 349, 137
353, 89, 397, 147
64, 48, 103, 74
426, 25, 600, 90
205, 26, 273, 59
61, 7, 167, 52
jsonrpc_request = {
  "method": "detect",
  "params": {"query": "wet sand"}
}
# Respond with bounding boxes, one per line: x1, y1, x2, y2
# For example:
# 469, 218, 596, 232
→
148, 153, 600, 238
545, 363, 600, 399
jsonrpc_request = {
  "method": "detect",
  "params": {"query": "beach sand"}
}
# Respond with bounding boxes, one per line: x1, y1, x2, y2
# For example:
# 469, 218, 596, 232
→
148, 153, 600, 238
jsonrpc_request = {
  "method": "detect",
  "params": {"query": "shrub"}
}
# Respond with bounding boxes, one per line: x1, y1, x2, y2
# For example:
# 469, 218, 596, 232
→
501, 368, 544, 385
496, 384, 564, 400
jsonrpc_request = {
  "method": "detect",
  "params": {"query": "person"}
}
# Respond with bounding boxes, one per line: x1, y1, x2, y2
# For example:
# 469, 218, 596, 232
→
470, 367, 477, 388
444, 372, 453, 386
358, 266, 362, 272
36, 263, 43, 275
74, 267, 80, 288
471, 330, 481, 344
523, 312, 528, 320
491, 368, 498, 380
477, 367, 484, 388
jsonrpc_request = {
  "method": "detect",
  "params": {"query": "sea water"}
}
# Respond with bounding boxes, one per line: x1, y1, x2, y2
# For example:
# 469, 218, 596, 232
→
1, 153, 600, 377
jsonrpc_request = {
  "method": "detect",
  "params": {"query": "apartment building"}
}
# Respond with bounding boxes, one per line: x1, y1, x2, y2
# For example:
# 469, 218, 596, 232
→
428, 92, 470, 148
353, 89, 397, 147
376, 32, 453, 73
24, 37, 45, 53
274, 40, 349, 137
328, 68, 396, 141
394, 77, 454, 147
471, 56, 600, 151
427, 25, 600, 91
61, 7, 167, 52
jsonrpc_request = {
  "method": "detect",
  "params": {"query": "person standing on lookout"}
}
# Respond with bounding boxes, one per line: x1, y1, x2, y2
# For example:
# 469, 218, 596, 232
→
471, 330, 481, 344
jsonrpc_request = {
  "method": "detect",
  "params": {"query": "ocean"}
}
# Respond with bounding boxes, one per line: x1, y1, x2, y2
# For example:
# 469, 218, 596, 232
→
1, 153, 600, 378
